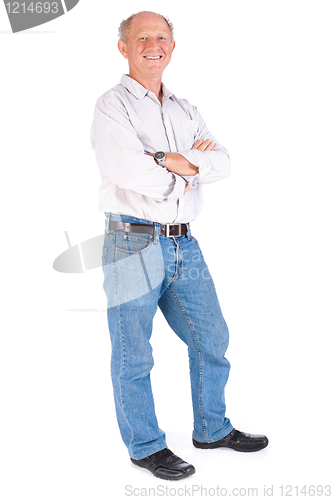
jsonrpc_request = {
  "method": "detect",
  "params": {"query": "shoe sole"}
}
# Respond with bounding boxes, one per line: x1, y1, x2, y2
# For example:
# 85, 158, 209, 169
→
131, 459, 196, 480
193, 440, 269, 452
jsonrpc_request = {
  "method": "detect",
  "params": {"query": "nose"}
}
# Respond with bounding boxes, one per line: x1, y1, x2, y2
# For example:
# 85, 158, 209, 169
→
146, 38, 161, 51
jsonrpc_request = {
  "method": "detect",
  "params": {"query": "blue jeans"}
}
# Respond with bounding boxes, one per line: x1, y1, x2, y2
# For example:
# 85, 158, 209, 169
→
102, 213, 233, 459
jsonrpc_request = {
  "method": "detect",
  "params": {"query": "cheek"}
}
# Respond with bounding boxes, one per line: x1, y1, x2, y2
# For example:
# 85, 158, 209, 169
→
164, 52, 172, 63
128, 51, 142, 64
165, 47, 174, 60
127, 44, 142, 59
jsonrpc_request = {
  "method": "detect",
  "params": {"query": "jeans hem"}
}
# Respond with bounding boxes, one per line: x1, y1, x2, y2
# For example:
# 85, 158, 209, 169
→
192, 423, 234, 444
130, 443, 168, 460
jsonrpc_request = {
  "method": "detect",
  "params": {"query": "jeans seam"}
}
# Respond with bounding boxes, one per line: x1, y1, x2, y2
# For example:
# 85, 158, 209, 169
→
167, 286, 208, 441
170, 237, 178, 282
114, 243, 135, 448
139, 252, 153, 292
177, 238, 186, 279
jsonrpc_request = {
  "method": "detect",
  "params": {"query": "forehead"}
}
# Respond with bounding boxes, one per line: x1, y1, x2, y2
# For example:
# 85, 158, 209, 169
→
129, 13, 171, 37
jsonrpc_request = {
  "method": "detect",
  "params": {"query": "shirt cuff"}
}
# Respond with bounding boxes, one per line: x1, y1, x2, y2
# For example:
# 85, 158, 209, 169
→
167, 172, 187, 200
179, 149, 211, 188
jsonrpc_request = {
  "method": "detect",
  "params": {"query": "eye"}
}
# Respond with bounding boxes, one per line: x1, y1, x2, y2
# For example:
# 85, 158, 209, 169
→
139, 36, 147, 41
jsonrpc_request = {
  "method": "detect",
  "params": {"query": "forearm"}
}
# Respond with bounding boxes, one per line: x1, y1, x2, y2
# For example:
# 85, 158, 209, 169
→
180, 147, 231, 184
147, 139, 217, 193
165, 153, 199, 176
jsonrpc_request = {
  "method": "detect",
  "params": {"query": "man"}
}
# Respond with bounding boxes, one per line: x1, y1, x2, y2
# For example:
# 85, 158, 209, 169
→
91, 11, 268, 480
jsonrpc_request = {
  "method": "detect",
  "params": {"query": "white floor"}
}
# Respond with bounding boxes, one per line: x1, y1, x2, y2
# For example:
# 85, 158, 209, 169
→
1, 305, 331, 500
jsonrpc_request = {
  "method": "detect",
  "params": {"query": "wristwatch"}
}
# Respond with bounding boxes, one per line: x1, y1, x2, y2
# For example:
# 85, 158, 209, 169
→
154, 151, 166, 168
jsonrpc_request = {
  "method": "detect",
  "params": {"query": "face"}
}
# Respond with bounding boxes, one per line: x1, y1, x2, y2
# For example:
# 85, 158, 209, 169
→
118, 12, 175, 83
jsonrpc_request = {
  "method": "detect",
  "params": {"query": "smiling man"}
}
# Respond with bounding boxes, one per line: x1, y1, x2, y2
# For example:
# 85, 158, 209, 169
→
117, 13, 174, 100
91, 11, 268, 480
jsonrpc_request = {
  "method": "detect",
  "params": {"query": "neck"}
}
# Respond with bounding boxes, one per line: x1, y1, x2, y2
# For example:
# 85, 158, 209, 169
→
128, 71, 163, 103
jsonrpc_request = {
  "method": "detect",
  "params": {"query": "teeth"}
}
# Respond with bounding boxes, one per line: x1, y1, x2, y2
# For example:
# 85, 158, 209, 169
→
145, 56, 161, 60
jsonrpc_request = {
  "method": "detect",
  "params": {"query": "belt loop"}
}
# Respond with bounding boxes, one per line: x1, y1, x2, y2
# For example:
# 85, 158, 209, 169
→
186, 222, 192, 239
153, 222, 159, 243
105, 213, 110, 233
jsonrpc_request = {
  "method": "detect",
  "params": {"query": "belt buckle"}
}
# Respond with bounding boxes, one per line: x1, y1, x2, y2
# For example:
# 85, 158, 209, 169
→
166, 223, 182, 237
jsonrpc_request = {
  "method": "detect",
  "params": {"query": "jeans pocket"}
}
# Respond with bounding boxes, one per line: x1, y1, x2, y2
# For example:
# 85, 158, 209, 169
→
115, 231, 153, 255
102, 239, 165, 308
102, 229, 164, 308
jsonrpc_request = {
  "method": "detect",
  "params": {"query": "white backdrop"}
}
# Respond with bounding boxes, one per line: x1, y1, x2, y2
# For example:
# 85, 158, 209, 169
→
1, 1, 332, 498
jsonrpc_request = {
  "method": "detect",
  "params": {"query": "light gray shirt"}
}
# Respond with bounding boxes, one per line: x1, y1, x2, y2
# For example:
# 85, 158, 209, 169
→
91, 74, 231, 224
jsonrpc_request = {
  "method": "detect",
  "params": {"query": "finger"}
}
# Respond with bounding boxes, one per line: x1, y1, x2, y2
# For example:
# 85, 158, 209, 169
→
197, 139, 214, 151
204, 141, 215, 151
191, 139, 204, 150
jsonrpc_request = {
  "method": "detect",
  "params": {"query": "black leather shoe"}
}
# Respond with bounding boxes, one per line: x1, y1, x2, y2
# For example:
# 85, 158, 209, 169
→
131, 448, 196, 480
193, 429, 268, 452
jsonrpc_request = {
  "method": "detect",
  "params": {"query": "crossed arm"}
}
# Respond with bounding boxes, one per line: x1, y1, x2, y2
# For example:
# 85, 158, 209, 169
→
93, 98, 230, 200
147, 138, 215, 193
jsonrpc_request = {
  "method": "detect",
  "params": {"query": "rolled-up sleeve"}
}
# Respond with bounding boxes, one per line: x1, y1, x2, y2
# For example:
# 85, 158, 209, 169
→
91, 98, 186, 201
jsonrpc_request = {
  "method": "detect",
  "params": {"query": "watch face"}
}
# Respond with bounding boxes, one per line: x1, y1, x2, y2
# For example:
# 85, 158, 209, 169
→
155, 151, 165, 160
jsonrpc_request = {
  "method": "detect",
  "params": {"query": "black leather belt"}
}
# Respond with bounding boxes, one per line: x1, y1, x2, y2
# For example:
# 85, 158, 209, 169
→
159, 224, 188, 237
108, 221, 188, 237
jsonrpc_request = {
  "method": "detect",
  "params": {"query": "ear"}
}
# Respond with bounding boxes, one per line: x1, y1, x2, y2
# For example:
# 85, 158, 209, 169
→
118, 39, 129, 60
171, 41, 176, 53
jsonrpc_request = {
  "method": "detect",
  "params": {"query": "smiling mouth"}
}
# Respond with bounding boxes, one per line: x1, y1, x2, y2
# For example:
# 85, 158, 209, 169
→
143, 56, 163, 60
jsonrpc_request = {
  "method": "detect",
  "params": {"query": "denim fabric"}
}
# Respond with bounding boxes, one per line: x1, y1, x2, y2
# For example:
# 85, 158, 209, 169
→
102, 213, 233, 459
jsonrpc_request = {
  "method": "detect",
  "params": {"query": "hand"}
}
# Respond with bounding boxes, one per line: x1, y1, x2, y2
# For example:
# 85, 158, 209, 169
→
191, 139, 215, 151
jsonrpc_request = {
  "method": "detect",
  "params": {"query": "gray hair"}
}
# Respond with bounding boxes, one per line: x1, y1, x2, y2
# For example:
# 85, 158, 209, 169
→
118, 11, 174, 43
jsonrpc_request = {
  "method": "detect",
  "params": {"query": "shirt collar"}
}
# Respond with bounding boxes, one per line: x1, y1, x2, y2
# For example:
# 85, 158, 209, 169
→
120, 74, 174, 102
